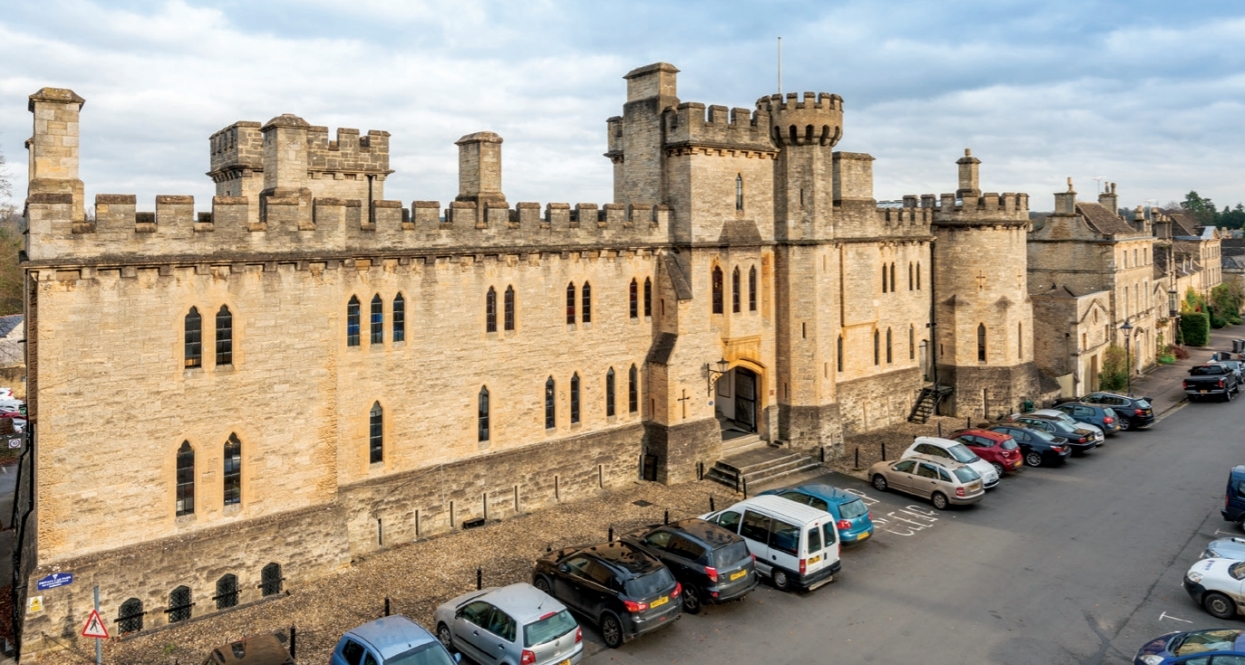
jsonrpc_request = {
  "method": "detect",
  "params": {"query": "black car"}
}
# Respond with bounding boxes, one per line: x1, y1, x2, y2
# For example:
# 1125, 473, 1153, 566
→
986, 424, 1071, 467
620, 518, 758, 614
1011, 414, 1100, 454
532, 542, 682, 648
1077, 392, 1154, 430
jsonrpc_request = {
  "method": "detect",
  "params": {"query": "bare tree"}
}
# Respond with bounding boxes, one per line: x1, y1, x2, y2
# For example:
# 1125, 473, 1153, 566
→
0, 145, 21, 315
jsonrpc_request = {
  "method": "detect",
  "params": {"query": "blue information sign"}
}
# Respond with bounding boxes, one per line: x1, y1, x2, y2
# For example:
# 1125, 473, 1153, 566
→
36, 572, 73, 590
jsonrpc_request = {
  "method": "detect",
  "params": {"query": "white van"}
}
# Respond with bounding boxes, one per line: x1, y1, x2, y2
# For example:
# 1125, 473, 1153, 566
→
701, 495, 840, 592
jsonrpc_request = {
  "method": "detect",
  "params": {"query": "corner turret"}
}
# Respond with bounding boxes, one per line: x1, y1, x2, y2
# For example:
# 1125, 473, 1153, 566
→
757, 92, 845, 240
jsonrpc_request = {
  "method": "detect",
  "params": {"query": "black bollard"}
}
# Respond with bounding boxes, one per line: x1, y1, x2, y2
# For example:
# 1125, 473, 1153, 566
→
820, 446, 825, 463
290, 625, 297, 660
735, 474, 740, 493
664, 510, 669, 525
710, 496, 715, 512
966, 416, 971, 429
476, 568, 482, 590
854, 447, 860, 468
938, 422, 943, 437
384, 596, 390, 617
743, 478, 748, 499
608, 526, 614, 542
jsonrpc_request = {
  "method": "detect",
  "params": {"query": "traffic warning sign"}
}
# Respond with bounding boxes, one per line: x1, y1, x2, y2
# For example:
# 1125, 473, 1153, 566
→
81, 608, 109, 639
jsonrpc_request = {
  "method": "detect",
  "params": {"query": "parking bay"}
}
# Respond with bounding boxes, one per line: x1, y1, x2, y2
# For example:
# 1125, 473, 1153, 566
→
581, 399, 1243, 665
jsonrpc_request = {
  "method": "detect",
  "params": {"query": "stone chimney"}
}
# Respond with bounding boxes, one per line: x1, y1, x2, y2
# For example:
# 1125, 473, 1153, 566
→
27, 87, 86, 221
261, 114, 310, 193
1054, 177, 1077, 215
455, 132, 506, 205
1098, 182, 1119, 217
956, 148, 980, 199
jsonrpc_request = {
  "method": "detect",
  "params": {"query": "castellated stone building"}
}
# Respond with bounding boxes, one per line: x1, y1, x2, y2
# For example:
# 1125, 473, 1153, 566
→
18, 64, 1040, 654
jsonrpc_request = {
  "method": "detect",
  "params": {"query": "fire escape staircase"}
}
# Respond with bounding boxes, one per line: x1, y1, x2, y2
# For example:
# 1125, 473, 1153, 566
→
908, 385, 953, 424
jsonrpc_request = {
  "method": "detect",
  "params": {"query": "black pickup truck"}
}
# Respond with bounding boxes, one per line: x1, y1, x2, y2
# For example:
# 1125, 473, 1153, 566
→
1184, 364, 1241, 402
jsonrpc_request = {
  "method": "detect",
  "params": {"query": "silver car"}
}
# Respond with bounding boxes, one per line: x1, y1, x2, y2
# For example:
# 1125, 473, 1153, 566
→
1203, 537, 1245, 560
868, 455, 985, 510
435, 583, 583, 665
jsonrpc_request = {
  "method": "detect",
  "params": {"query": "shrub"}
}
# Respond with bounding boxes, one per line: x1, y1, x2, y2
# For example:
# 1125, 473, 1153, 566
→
1181, 312, 1211, 346
1158, 354, 1176, 365
1099, 345, 1128, 391
1171, 345, 1190, 359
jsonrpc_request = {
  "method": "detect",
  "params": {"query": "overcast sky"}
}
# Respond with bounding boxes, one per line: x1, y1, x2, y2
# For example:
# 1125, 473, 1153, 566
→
3, 0, 1244, 213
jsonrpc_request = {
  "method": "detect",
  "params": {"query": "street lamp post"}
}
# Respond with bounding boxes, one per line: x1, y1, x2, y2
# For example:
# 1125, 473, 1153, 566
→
1120, 320, 1134, 395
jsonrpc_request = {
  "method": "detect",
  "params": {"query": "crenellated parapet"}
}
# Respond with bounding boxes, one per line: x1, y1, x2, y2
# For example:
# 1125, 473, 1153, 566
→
756, 92, 843, 148
661, 103, 775, 156
25, 194, 669, 263
906, 192, 1031, 228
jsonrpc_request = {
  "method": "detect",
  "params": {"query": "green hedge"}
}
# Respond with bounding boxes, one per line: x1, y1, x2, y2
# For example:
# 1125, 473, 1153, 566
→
1182, 312, 1211, 346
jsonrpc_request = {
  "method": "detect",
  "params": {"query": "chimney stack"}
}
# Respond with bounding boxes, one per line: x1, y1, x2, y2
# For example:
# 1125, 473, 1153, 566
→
455, 132, 506, 205
1054, 177, 1077, 215
956, 148, 980, 199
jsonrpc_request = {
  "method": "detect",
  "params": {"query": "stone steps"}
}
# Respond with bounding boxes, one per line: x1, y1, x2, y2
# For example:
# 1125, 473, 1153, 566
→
706, 445, 824, 492
719, 433, 765, 456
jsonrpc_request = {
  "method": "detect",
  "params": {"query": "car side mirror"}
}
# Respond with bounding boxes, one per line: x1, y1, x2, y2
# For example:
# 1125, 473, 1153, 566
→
454, 654, 462, 663
557, 563, 570, 573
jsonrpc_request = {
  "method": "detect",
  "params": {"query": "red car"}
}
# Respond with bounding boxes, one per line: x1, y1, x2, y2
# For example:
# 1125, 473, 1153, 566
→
950, 429, 1024, 476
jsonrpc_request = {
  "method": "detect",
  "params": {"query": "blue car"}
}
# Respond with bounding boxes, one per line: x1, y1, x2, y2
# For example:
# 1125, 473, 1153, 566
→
1223, 466, 1245, 528
1134, 628, 1245, 664
331, 615, 459, 665
758, 484, 875, 544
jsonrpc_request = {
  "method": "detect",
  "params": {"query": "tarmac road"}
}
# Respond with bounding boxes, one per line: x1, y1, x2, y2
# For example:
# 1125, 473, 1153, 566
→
583, 398, 1244, 665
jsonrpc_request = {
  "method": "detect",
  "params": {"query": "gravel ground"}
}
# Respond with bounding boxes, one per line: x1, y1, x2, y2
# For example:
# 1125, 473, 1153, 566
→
97, 480, 740, 665
832, 415, 976, 480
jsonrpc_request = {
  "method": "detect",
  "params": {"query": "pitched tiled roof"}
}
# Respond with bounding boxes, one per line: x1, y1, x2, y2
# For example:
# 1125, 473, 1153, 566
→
0, 315, 22, 339
1162, 208, 1201, 237
1076, 202, 1142, 237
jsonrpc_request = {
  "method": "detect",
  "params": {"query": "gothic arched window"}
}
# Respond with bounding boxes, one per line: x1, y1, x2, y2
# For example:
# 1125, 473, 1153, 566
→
978, 323, 987, 362
370, 294, 383, 344
478, 387, 490, 442
215, 306, 232, 366
735, 174, 744, 211
566, 283, 576, 325
570, 373, 580, 424
629, 279, 638, 319
732, 267, 741, 313
886, 327, 893, 364
504, 286, 515, 331
369, 402, 383, 463
749, 266, 757, 311
606, 368, 616, 417
393, 293, 405, 342
545, 377, 556, 429
643, 278, 652, 317
628, 365, 638, 413
223, 434, 241, 506
175, 441, 194, 517
347, 296, 360, 347
185, 307, 202, 368
712, 266, 724, 314
485, 287, 497, 333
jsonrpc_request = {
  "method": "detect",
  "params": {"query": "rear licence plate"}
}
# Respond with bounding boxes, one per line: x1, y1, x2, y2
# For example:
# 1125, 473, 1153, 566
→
857, 531, 869, 541
1202, 390, 1209, 393
730, 570, 747, 581
808, 555, 821, 564
557, 660, 571, 665
970, 483, 981, 492
650, 595, 669, 608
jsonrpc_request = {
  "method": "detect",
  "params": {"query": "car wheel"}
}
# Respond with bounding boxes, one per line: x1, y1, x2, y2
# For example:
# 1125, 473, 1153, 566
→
1025, 451, 1043, 467
872, 474, 889, 492
1117, 418, 1130, 431
436, 623, 455, 652
1205, 592, 1237, 619
533, 575, 552, 594
682, 585, 702, 614
772, 569, 790, 591
931, 492, 949, 510
991, 462, 1005, 477
600, 612, 624, 648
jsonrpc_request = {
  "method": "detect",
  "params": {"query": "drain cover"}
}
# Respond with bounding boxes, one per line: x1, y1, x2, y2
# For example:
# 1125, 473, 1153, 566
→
632, 500, 654, 507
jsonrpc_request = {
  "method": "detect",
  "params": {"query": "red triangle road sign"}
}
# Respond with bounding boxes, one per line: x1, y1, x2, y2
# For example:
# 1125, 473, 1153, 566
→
81, 608, 109, 639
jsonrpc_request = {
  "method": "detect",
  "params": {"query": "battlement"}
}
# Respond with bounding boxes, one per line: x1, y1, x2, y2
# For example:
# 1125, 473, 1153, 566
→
25, 194, 670, 263
662, 102, 775, 153
902, 192, 1031, 226
756, 92, 844, 148
208, 119, 391, 183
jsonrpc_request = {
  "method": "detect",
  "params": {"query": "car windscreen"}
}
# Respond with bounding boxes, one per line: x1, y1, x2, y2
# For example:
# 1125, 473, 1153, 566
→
711, 540, 751, 569
946, 443, 978, 463
953, 467, 979, 483
838, 499, 868, 520
624, 567, 675, 598
1170, 629, 1245, 656
1232, 562, 1245, 581
1027, 427, 1058, 443
385, 642, 457, 665
1134, 399, 1151, 409
523, 610, 577, 648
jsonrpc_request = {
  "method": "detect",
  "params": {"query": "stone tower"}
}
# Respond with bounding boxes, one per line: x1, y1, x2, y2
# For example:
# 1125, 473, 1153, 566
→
930, 150, 1041, 418
27, 88, 86, 222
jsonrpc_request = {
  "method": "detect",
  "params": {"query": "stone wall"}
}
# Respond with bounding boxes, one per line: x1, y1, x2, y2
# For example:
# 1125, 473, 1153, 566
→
835, 367, 921, 437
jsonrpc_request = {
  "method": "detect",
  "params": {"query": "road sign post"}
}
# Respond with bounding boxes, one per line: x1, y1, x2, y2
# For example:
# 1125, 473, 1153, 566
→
81, 586, 107, 664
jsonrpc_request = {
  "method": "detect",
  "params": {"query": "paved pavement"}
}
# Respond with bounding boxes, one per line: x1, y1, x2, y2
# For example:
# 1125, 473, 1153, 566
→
1128, 324, 1245, 417
583, 365, 1245, 664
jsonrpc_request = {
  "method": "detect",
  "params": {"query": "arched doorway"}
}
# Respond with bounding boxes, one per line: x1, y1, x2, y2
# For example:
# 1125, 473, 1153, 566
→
715, 366, 759, 438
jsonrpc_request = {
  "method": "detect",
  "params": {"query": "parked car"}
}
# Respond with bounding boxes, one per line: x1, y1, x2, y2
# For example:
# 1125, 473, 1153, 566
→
201, 634, 295, 665
619, 518, 758, 613
1134, 628, 1245, 664
1029, 408, 1105, 439
867, 456, 984, 510
1215, 359, 1245, 381
985, 424, 1071, 467
1184, 558, 1245, 619
1203, 537, 1245, 561
1222, 465, 1245, 528
1011, 414, 1100, 454
331, 615, 458, 665
1186, 364, 1241, 402
950, 428, 1024, 476
1052, 402, 1120, 437
1078, 392, 1155, 430
531, 542, 681, 648
701, 495, 841, 592
900, 436, 1000, 489
757, 484, 876, 544
434, 583, 582, 665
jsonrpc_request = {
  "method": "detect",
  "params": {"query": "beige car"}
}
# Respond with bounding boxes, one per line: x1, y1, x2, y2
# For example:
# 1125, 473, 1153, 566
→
868, 454, 985, 510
